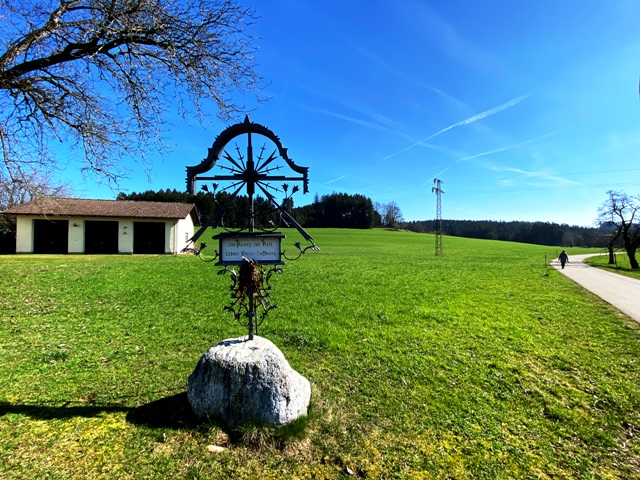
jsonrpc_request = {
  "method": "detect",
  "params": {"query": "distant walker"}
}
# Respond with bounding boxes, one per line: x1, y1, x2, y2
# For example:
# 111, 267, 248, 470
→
558, 250, 569, 269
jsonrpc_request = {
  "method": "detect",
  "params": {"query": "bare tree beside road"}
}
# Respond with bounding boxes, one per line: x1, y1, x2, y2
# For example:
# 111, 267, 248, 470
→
597, 191, 640, 269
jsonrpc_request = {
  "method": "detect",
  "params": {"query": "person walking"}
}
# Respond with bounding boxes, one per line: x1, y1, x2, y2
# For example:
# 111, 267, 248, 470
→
558, 250, 569, 269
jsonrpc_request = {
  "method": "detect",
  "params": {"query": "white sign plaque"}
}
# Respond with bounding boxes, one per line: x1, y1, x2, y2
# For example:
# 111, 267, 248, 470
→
216, 234, 284, 265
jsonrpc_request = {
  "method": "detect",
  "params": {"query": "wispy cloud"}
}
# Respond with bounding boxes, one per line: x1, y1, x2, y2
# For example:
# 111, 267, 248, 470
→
414, 130, 566, 188
382, 94, 530, 161
345, 102, 408, 135
417, 167, 450, 188
453, 129, 562, 164
489, 166, 583, 186
297, 87, 414, 141
398, 2, 513, 79
432, 166, 450, 180
301, 105, 394, 134
323, 169, 364, 186
353, 45, 471, 113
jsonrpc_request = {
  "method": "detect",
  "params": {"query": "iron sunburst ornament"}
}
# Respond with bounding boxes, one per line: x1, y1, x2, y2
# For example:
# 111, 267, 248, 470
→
184, 116, 318, 339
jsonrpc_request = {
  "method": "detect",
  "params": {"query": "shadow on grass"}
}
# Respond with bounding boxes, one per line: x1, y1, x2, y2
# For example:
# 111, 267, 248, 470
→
0, 392, 205, 431
0, 401, 130, 420
126, 392, 202, 430
597, 264, 634, 273
0, 394, 310, 444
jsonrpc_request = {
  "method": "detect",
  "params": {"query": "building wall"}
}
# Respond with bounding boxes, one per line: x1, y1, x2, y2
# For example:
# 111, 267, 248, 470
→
15, 215, 196, 254
69, 220, 84, 253
119, 220, 134, 253
16, 216, 83, 253
174, 215, 197, 253
166, 221, 173, 254
15, 216, 33, 253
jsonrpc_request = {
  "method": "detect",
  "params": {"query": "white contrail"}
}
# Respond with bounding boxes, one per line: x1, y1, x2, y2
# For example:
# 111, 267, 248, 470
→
415, 129, 564, 189
454, 129, 564, 163
301, 103, 417, 144
323, 169, 364, 185
433, 166, 450, 179
490, 166, 582, 186
418, 167, 450, 188
453, 94, 529, 127
382, 94, 530, 161
354, 45, 471, 112
303, 106, 391, 133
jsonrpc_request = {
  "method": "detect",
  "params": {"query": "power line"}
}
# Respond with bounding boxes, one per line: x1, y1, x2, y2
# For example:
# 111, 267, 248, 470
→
369, 181, 640, 203
442, 168, 640, 185
362, 168, 640, 201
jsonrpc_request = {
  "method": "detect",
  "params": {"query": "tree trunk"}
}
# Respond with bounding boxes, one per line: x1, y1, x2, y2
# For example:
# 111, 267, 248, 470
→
608, 243, 616, 264
628, 250, 639, 270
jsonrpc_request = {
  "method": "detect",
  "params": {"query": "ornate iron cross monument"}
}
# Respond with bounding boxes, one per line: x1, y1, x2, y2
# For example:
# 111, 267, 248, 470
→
184, 116, 318, 340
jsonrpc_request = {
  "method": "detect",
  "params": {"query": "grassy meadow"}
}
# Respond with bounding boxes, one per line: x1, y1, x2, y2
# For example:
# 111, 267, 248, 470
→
585, 253, 640, 281
1, 229, 639, 479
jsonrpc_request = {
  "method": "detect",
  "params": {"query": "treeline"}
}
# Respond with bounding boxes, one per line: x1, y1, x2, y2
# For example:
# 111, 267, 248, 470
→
117, 189, 273, 228
406, 220, 604, 247
293, 193, 378, 228
116, 189, 606, 247
118, 190, 385, 229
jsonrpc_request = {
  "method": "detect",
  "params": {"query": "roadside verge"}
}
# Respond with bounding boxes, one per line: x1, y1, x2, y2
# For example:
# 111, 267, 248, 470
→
551, 254, 640, 324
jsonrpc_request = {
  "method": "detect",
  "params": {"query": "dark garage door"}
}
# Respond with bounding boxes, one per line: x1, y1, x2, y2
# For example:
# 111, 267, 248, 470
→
85, 221, 119, 254
34, 219, 69, 254
133, 222, 165, 254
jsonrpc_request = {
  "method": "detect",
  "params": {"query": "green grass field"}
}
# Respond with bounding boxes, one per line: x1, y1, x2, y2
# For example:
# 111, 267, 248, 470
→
1, 229, 639, 479
584, 252, 640, 280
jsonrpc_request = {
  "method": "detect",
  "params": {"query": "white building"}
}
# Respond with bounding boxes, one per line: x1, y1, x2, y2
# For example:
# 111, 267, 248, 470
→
3, 198, 199, 254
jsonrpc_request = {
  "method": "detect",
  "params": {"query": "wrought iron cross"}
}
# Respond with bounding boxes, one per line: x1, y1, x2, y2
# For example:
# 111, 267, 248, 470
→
184, 116, 318, 339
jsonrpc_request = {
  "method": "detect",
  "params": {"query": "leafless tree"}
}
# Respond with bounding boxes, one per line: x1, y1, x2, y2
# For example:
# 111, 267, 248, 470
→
597, 190, 640, 269
0, 0, 264, 188
0, 170, 70, 236
1, 170, 69, 209
375, 201, 404, 229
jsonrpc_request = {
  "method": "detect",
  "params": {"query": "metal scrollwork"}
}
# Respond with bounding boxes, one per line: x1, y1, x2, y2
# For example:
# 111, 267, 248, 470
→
219, 257, 282, 339
182, 242, 218, 262
283, 241, 320, 261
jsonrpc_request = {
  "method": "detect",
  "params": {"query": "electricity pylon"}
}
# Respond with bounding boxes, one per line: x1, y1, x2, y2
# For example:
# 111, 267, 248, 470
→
432, 178, 444, 256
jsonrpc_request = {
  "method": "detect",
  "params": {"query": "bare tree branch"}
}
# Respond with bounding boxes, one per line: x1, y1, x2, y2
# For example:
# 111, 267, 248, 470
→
0, 0, 264, 187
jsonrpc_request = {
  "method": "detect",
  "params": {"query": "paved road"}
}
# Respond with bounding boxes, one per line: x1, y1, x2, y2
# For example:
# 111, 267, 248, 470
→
551, 254, 640, 323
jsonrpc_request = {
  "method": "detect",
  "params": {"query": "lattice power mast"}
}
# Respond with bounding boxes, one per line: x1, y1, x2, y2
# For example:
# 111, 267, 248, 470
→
432, 178, 444, 256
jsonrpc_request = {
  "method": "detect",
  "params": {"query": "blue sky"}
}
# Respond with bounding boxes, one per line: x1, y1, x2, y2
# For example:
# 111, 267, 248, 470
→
69, 0, 640, 227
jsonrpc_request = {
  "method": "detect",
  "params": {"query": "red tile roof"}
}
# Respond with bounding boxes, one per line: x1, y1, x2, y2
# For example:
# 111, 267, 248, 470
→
3, 198, 199, 223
